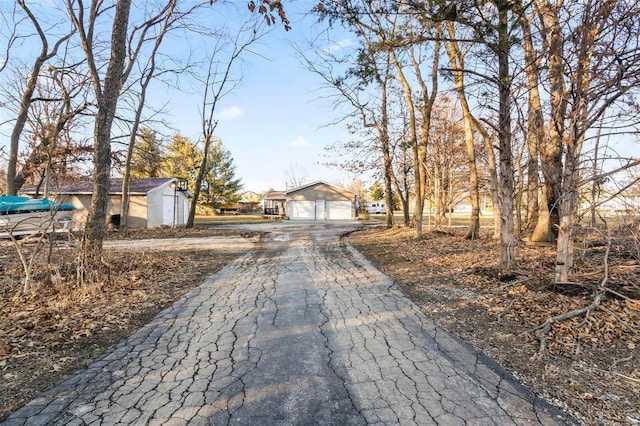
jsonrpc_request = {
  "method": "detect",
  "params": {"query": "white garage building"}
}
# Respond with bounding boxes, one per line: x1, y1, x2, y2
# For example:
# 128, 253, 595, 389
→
284, 181, 356, 221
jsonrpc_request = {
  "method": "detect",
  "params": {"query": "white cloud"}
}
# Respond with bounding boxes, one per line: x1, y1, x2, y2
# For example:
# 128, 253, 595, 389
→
324, 38, 357, 54
289, 137, 310, 148
219, 106, 244, 120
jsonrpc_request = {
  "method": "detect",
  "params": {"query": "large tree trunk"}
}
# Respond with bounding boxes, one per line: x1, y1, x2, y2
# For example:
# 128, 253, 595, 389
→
381, 100, 394, 228
81, 0, 132, 275
391, 51, 423, 237
530, 0, 566, 244
518, 6, 543, 232
554, 145, 580, 282
555, 1, 600, 283
442, 23, 480, 239
496, 0, 516, 272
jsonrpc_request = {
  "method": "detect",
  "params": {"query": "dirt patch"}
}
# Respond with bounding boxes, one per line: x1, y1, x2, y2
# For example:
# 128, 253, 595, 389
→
0, 227, 260, 420
346, 226, 640, 426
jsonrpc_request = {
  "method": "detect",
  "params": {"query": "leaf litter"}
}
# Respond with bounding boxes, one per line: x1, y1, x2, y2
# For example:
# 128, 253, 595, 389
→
347, 226, 639, 426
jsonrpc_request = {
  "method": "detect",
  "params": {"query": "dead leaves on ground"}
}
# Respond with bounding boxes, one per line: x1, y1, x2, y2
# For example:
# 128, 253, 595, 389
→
347, 226, 639, 425
0, 228, 246, 419
349, 226, 639, 356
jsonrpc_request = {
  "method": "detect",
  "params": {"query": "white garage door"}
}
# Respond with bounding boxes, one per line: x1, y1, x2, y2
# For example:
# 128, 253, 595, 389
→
326, 201, 352, 220
290, 201, 315, 220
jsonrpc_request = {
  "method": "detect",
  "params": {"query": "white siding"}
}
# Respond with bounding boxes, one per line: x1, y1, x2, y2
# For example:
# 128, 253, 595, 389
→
315, 200, 326, 220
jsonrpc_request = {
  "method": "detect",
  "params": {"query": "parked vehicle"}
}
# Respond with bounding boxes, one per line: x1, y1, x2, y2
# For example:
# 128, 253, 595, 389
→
367, 201, 386, 214
0, 196, 75, 238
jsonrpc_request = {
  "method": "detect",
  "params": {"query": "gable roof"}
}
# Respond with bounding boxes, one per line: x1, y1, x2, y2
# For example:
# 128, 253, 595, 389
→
19, 177, 175, 196
259, 189, 286, 201
283, 180, 355, 196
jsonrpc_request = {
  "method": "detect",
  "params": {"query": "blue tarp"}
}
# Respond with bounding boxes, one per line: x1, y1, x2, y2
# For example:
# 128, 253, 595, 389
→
0, 196, 75, 215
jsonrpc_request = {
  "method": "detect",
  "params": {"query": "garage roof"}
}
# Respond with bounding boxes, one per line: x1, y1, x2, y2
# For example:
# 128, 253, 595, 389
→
283, 180, 355, 196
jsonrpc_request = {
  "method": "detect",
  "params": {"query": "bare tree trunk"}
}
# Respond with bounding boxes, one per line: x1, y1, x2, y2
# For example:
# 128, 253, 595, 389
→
380, 75, 394, 228
120, 4, 175, 233
442, 23, 480, 239
555, 143, 580, 282
407, 35, 439, 237
187, 140, 209, 228
496, 0, 516, 272
589, 127, 601, 227
392, 52, 423, 237
530, 0, 566, 244
516, 0, 543, 234
514, 139, 526, 237
481, 130, 501, 239
80, 0, 132, 275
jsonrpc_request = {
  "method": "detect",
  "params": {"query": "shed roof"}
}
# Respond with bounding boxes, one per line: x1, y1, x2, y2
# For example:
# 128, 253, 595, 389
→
19, 177, 175, 195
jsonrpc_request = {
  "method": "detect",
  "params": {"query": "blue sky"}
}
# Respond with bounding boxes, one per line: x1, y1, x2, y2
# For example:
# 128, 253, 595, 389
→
159, 4, 356, 194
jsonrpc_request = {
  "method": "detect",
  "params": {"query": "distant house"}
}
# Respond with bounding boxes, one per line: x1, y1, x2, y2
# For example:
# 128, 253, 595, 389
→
259, 189, 287, 217
19, 177, 190, 229
238, 190, 262, 213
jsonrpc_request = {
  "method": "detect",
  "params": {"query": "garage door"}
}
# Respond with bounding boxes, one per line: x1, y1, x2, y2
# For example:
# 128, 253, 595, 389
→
290, 201, 315, 220
326, 201, 352, 220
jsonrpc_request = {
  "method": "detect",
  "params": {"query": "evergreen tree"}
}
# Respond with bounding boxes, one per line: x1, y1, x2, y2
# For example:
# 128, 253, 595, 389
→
370, 181, 385, 201
130, 128, 163, 178
163, 133, 202, 192
203, 138, 243, 207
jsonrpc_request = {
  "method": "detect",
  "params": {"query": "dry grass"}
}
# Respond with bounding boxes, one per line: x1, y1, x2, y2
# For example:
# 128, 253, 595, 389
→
0, 227, 255, 420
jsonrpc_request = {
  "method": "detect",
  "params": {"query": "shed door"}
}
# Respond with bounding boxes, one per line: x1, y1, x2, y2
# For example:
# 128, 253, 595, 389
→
162, 194, 175, 226
290, 201, 315, 220
326, 201, 352, 220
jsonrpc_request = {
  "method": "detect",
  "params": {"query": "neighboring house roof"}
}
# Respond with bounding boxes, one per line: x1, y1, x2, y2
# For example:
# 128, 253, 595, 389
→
240, 190, 261, 202
19, 177, 175, 195
283, 180, 355, 196
259, 189, 286, 201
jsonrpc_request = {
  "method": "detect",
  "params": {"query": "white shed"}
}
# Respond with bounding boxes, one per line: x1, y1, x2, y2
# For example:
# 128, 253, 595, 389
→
19, 177, 190, 229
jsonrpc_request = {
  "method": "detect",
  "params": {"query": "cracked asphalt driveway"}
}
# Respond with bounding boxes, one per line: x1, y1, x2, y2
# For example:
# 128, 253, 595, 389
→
2, 222, 575, 425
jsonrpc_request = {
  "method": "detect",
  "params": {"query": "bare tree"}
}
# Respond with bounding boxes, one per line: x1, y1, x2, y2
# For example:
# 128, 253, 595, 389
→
5, 1, 75, 195
66, 0, 133, 278
285, 163, 310, 189
441, 21, 483, 239
552, 0, 640, 283
187, 19, 263, 228
119, 0, 195, 232
300, 10, 396, 229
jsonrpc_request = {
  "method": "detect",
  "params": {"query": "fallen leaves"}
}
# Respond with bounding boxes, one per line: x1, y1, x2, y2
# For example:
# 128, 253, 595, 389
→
347, 225, 639, 425
0, 227, 252, 420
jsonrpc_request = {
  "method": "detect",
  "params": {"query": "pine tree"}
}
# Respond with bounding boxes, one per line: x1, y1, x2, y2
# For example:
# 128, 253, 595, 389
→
203, 138, 243, 208
130, 128, 163, 178
163, 133, 203, 192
